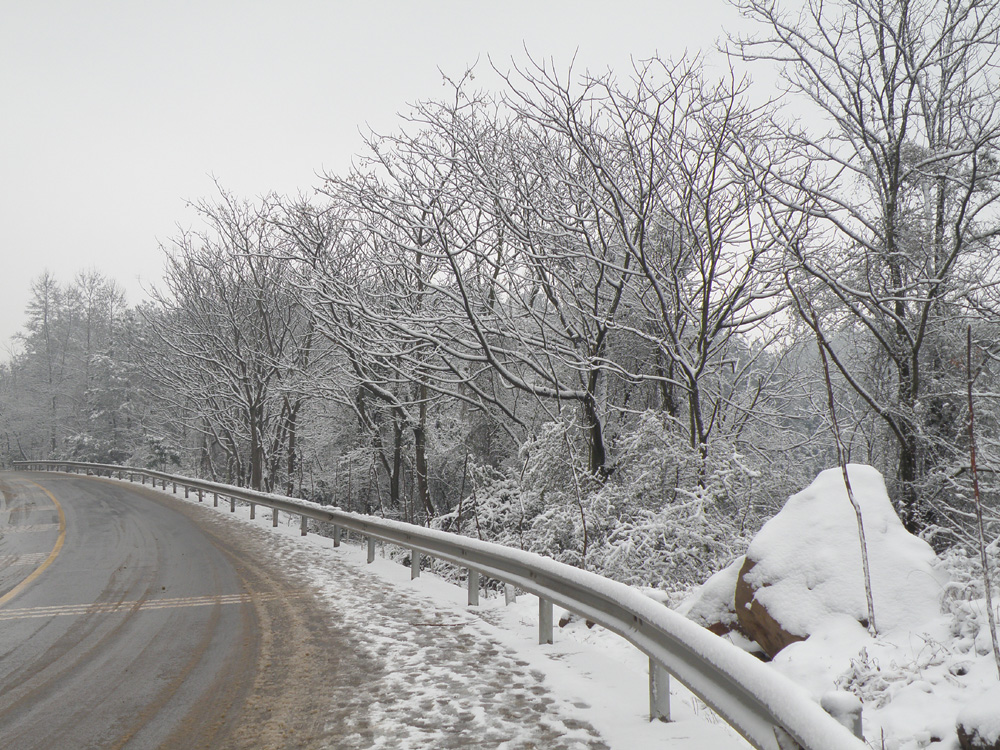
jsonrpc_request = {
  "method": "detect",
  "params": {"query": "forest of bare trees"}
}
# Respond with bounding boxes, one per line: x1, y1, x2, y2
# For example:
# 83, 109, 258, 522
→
3, 0, 999, 589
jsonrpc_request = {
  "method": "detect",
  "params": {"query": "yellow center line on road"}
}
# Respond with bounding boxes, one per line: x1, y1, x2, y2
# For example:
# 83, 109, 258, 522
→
0, 480, 67, 608
0, 591, 299, 621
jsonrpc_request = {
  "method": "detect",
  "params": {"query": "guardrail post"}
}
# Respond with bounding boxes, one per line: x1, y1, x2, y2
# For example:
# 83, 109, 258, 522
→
300, 515, 308, 536
649, 658, 671, 722
504, 584, 517, 605
184, 486, 189, 498
172, 481, 177, 494
198, 489, 203, 503
141, 474, 146, 485
411, 550, 421, 579
539, 598, 553, 644
272, 509, 279, 527
213, 492, 219, 508
250, 503, 255, 519
367, 537, 375, 564
230, 496, 235, 513
467, 570, 480, 606
333, 525, 341, 547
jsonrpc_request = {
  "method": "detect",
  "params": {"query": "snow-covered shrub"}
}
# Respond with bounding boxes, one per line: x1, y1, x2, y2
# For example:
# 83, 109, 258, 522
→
937, 545, 1000, 658
434, 422, 608, 569
445, 468, 531, 545
587, 411, 756, 589
436, 414, 761, 591
133, 435, 181, 471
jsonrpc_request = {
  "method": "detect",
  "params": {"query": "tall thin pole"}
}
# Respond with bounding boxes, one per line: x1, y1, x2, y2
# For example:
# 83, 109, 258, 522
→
816, 326, 877, 635
966, 326, 1000, 679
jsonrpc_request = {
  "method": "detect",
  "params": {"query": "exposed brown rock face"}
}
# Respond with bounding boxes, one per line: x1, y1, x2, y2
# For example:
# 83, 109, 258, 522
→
958, 723, 1000, 750
957, 687, 1000, 750
734, 558, 806, 659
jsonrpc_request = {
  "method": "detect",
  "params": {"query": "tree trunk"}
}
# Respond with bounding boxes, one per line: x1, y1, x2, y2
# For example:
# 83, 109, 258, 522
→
414, 384, 434, 519
582, 386, 607, 477
285, 403, 298, 497
249, 406, 264, 491
897, 423, 923, 535
391, 418, 403, 508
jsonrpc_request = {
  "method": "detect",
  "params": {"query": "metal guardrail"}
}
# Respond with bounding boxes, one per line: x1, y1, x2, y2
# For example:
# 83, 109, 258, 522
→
13, 460, 866, 750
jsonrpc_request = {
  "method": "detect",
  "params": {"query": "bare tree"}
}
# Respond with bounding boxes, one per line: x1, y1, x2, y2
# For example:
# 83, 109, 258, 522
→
145, 190, 319, 492
737, 0, 1000, 532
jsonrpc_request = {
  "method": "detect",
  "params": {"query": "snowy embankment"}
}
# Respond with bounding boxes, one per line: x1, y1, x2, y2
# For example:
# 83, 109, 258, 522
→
136, 476, 752, 749
680, 464, 1000, 750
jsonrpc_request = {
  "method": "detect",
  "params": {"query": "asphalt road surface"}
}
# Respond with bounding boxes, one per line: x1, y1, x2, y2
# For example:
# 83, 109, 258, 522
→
0, 471, 356, 750
0, 471, 614, 750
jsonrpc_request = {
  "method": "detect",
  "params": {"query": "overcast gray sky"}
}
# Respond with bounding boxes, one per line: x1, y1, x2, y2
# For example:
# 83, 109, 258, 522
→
1, 0, 748, 347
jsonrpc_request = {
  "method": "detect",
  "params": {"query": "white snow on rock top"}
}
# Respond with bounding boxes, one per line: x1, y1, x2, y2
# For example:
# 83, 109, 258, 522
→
675, 555, 743, 631
744, 464, 946, 637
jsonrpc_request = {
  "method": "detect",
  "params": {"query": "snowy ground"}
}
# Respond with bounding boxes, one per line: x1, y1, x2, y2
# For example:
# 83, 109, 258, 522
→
138, 479, 750, 749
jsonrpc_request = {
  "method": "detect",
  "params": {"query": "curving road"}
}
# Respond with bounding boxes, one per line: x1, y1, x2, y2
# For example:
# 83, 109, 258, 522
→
0, 471, 356, 749
0, 471, 615, 750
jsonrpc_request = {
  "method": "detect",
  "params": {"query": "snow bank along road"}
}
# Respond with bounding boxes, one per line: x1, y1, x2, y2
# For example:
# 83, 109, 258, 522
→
0, 471, 619, 749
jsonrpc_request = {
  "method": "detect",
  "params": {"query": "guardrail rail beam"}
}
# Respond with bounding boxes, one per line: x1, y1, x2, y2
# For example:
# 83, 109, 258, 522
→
10, 460, 868, 750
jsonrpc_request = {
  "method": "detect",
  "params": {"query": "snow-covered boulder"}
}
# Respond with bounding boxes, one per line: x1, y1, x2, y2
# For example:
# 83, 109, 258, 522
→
675, 556, 744, 636
734, 465, 946, 657
674, 556, 768, 657
957, 684, 1000, 750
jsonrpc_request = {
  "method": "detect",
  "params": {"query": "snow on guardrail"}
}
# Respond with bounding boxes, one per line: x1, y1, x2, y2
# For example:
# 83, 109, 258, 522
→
13, 460, 867, 750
